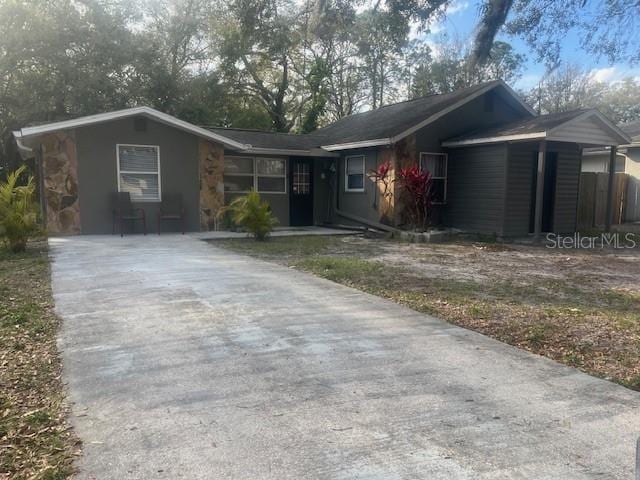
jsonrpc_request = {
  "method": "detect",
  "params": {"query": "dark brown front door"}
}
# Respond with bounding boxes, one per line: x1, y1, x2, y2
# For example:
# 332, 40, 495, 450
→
290, 158, 314, 226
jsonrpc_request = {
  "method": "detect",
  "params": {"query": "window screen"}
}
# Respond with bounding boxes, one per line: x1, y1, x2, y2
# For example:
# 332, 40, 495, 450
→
118, 145, 160, 202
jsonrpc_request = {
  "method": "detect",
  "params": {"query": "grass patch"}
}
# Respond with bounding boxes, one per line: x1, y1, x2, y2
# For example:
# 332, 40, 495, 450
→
0, 243, 79, 479
295, 256, 386, 285
214, 235, 340, 257
217, 234, 640, 390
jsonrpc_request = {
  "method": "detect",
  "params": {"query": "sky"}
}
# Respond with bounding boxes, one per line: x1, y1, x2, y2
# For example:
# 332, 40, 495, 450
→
420, 1, 640, 91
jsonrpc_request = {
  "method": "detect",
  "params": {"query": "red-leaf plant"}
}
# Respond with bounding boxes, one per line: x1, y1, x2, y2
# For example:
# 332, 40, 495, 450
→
396, 165, 433, 231
368, 160, 393, 201
367, 160, 394, 216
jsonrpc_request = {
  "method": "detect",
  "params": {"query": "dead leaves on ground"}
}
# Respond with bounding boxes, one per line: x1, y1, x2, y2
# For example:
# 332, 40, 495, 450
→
0, 247, 79, 479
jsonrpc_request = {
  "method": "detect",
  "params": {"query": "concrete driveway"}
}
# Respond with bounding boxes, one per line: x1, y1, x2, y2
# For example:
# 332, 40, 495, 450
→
51, 235, 640, 480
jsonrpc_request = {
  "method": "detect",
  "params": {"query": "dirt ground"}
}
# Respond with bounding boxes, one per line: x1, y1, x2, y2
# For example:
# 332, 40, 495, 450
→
216, 234, 640, 390
354, 236, 640, 292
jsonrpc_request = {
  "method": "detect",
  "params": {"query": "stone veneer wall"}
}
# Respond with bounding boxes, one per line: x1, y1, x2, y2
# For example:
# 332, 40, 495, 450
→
377, 146, 395, 224
41, 131, 81, 234
377, 134, 417, 226
198, 139, 225, 230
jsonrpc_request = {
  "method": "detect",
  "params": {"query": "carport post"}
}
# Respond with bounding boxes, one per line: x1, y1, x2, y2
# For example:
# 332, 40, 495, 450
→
604, 145, 617, 233
533, 140, 547, 241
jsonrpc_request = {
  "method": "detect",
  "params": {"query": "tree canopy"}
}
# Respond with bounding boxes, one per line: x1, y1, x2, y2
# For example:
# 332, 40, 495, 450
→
1, 0, 640, 172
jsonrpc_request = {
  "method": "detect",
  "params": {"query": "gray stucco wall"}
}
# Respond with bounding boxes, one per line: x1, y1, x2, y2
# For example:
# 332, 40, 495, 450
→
313, 158, 335, 225
225, 191, 290, 226
75, 117, 200, 234
222, 153, 290, 226
337, 148, 380, 223
442, 144, 508, 235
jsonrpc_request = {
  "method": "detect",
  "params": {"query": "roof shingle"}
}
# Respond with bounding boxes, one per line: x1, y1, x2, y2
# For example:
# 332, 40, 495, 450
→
313, 81, 503, 145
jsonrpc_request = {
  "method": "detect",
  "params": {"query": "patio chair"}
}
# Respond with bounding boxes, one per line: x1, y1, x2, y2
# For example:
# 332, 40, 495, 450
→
111, 192, 146, 237
157, 193, 185, 234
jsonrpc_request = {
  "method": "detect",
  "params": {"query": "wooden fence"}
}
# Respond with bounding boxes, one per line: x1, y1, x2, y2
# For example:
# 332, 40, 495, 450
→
577, 172, 629, 230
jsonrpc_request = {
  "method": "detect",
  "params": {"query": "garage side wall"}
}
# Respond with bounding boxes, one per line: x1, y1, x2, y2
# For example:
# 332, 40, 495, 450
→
504, 141, 581, 236
442, 144, 507, 235
552, 142, 581, 234
504, 144, 535, 237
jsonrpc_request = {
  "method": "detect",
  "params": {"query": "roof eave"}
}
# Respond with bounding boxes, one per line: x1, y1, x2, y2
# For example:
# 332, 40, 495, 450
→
390, 80, 536, 145
16, 107, 249, 151
241, 146, 339, 157
321, 138, 392, 151
442, 132, 547, 148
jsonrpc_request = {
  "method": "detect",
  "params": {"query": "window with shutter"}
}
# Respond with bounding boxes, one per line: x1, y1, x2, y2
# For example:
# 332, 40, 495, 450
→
117, 145, 161, 202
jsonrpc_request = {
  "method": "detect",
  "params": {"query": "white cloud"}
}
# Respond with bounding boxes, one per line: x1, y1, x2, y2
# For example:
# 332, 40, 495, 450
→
429, 22, 445, 34
589, 66, 640, 84
590, 67, 618, 83
446, 1, 470, 15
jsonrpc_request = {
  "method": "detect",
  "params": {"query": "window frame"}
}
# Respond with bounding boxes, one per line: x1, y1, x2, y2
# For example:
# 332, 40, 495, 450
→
344, 154, 366, 193
419, 151, 448, 204
224, 156, 287, 195
116, 143, 162, 203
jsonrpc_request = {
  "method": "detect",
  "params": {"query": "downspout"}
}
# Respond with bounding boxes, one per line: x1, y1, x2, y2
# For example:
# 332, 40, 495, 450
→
36, 145, 46, 227
14, 132, 34, 160
14, 132, 45, 227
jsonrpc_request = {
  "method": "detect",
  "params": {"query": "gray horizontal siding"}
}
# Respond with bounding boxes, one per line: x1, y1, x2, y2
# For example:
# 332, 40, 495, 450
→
504, 141, 580, 236
443, 144, 507, 235
504, 145, 535, 236
552, 143, 581, 233
549, 117, 619, 146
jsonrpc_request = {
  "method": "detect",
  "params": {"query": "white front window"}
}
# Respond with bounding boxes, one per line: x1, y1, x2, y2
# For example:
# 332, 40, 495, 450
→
117, 144, 161, 202
224, 156, 287, 194
345, 155, 365, 192
420, 152, 447, 204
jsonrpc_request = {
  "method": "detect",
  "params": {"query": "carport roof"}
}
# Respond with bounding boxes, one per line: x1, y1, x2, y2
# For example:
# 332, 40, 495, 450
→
442, 109, 632, 147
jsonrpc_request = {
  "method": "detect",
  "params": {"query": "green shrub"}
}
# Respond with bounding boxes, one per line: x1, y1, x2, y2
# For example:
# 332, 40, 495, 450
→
222, 190, 278, 240
0, 166, 40, 253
